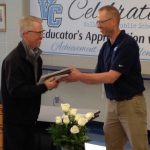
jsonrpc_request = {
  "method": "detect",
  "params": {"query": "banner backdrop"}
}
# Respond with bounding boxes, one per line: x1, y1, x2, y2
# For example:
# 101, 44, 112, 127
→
30, 0, 150, 60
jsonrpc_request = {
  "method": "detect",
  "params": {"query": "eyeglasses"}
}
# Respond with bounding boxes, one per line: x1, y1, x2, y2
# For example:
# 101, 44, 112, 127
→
96, 18, 112, 26
27, 30, 45, 35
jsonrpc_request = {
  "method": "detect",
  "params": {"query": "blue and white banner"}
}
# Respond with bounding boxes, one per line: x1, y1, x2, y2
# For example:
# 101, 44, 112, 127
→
30, 0, 150, 60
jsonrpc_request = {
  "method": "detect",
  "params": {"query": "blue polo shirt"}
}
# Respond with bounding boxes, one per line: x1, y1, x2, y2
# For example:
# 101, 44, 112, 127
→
95, 30, 145, 100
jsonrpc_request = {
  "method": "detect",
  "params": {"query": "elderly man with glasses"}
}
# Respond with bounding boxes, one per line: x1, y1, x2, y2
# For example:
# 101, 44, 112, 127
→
1, 16, 59, 150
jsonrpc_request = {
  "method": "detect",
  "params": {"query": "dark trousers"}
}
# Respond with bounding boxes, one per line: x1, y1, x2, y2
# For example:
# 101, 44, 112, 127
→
3, 122, 36, 150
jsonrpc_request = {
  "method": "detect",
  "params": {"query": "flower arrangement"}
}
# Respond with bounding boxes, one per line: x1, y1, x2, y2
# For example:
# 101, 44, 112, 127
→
47, 103, 95, 150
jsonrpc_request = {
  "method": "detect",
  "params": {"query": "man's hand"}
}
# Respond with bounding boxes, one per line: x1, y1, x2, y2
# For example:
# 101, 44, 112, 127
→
44, 77, 59, 90
59, 67, 82, 82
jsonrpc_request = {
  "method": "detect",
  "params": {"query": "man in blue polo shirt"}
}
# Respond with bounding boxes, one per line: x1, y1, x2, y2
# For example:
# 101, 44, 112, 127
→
61, 5, 149, 150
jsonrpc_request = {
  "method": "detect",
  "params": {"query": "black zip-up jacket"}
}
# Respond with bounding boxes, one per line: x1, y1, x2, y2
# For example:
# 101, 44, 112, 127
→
1, 42, 47, 124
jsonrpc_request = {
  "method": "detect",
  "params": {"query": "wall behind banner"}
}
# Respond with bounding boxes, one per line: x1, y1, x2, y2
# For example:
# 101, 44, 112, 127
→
30, 0, 150, 76
0, 0, 29, 81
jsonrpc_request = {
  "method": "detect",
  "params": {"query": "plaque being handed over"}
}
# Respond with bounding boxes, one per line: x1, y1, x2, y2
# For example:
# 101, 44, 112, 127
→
38, 68, 71, 84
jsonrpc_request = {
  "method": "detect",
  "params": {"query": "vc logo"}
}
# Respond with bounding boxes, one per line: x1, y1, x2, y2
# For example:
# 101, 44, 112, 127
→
38, 0, 63, 27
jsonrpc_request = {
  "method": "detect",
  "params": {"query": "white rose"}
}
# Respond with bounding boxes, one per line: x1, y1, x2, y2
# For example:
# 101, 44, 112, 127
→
78, 117, 88, 126
69, 108, 78, 116
70, 125, 79, 134
75, 113, 81, 122
85, 112, 94, 121
55, 116, 62, 124
63, 115, 70, 125
61, 103, 70, 113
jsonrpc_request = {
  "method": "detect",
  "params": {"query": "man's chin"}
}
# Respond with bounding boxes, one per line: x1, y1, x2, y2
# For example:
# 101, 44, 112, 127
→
37, 43, 41, 48
100, 31, 105, 36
